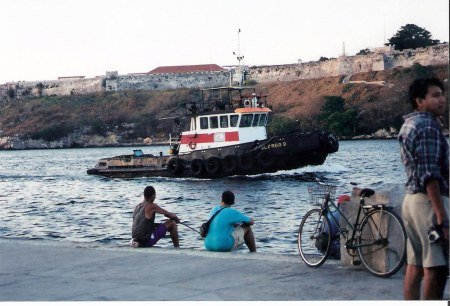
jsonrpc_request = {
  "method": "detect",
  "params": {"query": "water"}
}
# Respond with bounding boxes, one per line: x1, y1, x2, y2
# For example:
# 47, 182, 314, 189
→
0, 140, 405, 254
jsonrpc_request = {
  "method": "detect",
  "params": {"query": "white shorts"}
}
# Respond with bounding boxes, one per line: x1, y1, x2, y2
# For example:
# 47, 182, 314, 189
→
232, 226, 245, 250
402, 193, 449, 268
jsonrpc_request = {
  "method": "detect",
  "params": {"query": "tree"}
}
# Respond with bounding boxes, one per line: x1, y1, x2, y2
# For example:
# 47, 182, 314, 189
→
411, 62, 433, 78
90, 121, 107, 136
321, 96, 345, 119
323, 108, 358, 136
386, 24, 440, 51
7, 88, 16, 99
319, 56, 329, 62
22, 88, 32, 96
267, 116, 300, 135
319, 96, 359, 136
35, 82, 45, 97
356, 48, 372, 55
30, 123, 74, 141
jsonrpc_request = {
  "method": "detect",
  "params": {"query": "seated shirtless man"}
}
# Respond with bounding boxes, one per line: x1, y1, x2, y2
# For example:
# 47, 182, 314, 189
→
131, 186, 180, 247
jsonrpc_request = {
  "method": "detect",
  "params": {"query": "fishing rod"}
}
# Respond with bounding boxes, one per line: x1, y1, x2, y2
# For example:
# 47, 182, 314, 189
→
168, 216, 201, 235
179, 221, 201, 235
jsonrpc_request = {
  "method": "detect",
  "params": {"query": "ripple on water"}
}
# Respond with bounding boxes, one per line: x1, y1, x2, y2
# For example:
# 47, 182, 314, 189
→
0, 140, 407, 254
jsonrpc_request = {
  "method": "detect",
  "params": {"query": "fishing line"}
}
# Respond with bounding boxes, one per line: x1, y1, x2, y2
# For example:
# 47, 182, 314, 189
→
179, 221, 201, 235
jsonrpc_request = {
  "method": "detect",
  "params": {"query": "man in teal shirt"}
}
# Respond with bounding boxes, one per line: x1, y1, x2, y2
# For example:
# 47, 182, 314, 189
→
204, 191, 256, 252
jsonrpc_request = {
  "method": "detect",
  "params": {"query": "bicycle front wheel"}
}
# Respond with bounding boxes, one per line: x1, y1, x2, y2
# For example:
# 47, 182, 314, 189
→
298, 208, 331, 268
357, 208, 406, 277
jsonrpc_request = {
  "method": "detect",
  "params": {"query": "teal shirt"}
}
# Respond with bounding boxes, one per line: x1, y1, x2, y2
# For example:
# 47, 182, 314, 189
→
204, 205, 251, 251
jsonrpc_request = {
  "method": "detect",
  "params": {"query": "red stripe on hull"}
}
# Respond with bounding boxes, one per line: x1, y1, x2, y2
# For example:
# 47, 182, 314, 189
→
180, 131, 239, 144
225, 131, 239, 141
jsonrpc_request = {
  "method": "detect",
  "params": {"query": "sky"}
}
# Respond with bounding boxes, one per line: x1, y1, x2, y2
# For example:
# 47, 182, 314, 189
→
0, 0, 448, 84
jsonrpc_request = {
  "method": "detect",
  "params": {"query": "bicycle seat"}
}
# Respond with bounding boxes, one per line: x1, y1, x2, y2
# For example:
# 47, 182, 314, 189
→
359, 188, 375, 198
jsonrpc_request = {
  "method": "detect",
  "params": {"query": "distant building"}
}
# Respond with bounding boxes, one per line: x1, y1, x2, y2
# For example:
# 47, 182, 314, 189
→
148, 64, 226, 74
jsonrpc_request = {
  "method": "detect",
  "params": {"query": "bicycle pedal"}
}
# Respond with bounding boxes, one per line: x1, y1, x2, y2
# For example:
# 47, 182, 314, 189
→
352, 258, 362, 266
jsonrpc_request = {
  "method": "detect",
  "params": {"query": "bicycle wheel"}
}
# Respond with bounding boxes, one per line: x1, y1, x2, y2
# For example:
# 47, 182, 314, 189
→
357, 208, 406, 277
298, 208, 331, 268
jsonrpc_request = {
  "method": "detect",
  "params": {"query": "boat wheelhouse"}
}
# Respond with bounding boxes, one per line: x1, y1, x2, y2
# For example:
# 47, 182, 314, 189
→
178, 107, 270, 154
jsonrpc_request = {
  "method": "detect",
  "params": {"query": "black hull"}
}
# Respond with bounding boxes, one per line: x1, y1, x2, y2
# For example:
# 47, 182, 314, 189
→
87, 131, 338, 178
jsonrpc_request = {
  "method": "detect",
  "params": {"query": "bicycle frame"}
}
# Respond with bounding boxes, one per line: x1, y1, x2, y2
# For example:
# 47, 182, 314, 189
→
322, 194, 387, 250
299, 183, 406, 277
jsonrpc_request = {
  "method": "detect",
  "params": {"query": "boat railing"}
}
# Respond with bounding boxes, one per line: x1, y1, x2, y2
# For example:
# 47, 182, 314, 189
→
161, 86, 270, 119
183, 100, 236, 115
183, 96, 270, 115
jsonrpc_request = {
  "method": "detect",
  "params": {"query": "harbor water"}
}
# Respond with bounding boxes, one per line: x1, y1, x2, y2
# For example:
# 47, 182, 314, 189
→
0, 139, 406, 254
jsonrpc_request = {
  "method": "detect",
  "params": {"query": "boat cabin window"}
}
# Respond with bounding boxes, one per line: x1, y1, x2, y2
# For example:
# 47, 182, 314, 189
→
259, 113, 268, 126
210, 116, 219, 129
230, 115, 239, 127
252, 114, 261, 127
200, 117, 208, 129
220, 115, 229, 128
239, 114, 253, 127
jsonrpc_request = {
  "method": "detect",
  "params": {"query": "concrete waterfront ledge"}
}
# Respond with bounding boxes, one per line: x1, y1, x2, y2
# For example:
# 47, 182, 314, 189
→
0, 238, 408, 301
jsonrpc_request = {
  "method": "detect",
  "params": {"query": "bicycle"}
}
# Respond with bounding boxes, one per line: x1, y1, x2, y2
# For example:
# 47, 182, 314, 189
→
297, 181, 407, 277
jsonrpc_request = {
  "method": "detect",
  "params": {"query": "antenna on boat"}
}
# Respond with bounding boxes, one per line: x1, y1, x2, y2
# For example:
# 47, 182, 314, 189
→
232, 28, 244, 86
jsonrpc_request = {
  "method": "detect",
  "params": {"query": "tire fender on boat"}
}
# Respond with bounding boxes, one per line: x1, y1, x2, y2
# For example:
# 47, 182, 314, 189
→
205, 157, 222, 175
190, 159, 204, 176
321, 132, 339, 153
167, 158, 183, 175
256, 150, 275, 168
222, 155, 238, 173
239, 152, 254, 170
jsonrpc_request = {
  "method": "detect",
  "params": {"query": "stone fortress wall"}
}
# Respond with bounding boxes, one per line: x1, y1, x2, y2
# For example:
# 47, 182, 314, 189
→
248, 43, 448, 82
0, 70, 231, 100
107, 70, 230, 92
0, 43, 447, 100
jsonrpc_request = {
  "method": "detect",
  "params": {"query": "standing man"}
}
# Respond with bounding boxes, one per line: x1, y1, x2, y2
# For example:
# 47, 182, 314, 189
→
131, 186, 180, 248
398, 78, 449, 300
204, 190, 256, 252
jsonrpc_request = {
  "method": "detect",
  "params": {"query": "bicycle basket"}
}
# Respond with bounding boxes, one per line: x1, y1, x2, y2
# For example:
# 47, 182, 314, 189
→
308, 184, 337, 206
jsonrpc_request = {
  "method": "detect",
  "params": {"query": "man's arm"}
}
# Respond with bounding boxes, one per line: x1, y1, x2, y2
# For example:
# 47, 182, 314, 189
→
426, 179, 448, 239
234, 210, 254, 225
247, 217, 254, 225
145, 203, 180, 222
417, 125, 448, 238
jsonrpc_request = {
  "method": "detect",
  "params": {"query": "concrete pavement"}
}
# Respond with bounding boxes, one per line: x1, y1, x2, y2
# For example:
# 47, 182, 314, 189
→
0, 238, 418, 301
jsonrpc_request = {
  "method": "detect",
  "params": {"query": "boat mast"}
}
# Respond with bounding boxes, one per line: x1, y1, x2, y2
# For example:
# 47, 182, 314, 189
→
232, 29, 244, 86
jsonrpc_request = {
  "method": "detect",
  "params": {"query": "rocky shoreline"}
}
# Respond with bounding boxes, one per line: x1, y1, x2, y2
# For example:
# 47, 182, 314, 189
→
339, 128, 401, 140
0, 128, 405, 150
2, 127, 448, 150
0, 133, 170, 150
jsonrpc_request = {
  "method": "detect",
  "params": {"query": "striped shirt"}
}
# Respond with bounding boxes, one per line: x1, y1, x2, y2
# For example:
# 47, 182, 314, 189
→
398, 111, 449, 195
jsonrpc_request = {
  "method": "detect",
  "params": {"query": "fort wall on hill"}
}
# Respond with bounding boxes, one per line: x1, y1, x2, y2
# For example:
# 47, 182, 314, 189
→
0, 43, 447, 101
247, 43, 448, 82
109, 71, 230, 91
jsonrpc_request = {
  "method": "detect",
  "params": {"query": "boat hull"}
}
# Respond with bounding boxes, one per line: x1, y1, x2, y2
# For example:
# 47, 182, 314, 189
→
87, 131, 338, 178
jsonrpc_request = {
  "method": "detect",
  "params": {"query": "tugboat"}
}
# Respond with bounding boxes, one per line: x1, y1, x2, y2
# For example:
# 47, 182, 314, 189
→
87, 86, 339, 178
